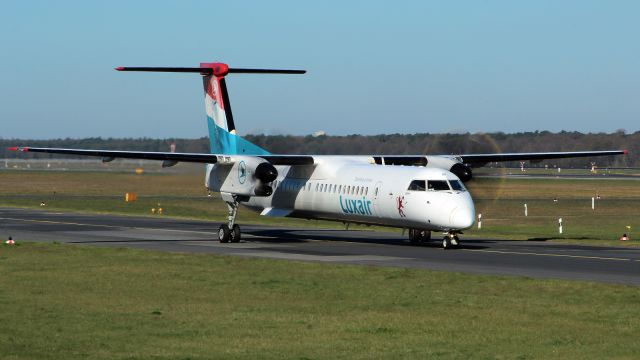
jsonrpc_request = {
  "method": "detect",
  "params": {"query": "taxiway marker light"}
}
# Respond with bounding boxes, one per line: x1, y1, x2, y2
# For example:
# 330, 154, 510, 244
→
559, 218, 563, 234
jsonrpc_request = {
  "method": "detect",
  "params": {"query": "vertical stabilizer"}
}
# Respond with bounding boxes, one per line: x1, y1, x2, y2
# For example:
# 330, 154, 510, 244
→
201, 63, 266, 155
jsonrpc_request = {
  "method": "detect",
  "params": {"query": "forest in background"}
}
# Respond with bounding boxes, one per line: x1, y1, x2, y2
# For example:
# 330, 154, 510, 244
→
1, 131, 637, 168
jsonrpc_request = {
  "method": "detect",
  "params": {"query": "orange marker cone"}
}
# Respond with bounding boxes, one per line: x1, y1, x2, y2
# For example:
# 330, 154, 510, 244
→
5, 236, 15, 245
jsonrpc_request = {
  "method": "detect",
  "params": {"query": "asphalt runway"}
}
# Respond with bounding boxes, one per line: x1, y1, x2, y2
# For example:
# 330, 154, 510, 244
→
1, 207, 638, 286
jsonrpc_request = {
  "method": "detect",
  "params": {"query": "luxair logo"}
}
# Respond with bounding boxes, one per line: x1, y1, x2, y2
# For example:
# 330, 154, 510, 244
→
339, 195, 373, 216
238, 161, 247, 184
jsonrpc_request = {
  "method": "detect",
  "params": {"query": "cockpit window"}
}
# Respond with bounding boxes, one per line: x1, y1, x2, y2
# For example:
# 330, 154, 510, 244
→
427, 180, 450, 191
449, 180, 466, 191
408, 180, 426, 191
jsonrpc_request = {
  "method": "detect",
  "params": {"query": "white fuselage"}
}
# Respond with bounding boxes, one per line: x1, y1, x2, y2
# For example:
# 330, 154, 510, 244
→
207, 156, 475, 232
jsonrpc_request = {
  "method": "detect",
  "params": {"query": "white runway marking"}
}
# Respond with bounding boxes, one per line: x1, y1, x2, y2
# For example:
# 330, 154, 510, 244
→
237, 252, 411, 262
461, 248, 636, 262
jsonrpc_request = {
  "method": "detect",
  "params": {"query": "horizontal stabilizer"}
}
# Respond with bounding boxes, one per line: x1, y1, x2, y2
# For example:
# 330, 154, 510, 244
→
116, 65, 305, 76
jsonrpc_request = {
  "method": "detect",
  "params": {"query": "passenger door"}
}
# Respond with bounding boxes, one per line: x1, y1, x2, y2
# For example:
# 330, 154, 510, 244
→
372, 181, 384, 218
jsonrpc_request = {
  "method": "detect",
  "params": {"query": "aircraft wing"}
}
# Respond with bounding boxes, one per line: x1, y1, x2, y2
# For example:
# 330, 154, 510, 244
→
7, 147, 315, 166
8, 146, 626, 167
371, 150, 627, 166
456, 150, 628, 164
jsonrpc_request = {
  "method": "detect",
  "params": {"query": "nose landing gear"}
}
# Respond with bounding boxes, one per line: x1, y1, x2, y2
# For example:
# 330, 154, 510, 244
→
442, 231, 461, 249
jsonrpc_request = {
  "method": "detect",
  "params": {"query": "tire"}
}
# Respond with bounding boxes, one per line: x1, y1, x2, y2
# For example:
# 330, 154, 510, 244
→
451, 235, 460, 247
421, 230, 431, 242
442, 237, 451, 249
230, 224, 241, 243
218, 224, 231, 243
409, 229, 420, 243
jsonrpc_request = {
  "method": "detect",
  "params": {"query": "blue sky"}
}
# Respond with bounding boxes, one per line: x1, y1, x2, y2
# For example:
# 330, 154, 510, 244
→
1, 0, 638, 138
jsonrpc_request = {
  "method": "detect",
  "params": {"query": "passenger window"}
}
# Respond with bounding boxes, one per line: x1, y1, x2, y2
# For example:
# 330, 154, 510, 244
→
428, 180, 450, 191
408, 180, 426, 191
365, 187, 368, 196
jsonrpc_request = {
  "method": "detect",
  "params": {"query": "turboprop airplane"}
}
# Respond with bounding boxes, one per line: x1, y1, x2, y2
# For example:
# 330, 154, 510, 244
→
10, 62, 628, 248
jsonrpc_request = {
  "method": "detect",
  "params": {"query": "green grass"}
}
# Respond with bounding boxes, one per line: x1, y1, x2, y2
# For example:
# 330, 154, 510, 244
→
1, 170, 639, 246
465, 177, 640, 246
1, 242, 639, 359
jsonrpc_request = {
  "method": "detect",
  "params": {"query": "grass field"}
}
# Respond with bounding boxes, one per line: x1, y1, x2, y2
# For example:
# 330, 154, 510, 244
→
1, 170, 639, 246
1, 242, 639, 359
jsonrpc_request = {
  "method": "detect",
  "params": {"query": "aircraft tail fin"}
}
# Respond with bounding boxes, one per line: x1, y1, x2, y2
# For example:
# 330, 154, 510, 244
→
116, 63, 305, 155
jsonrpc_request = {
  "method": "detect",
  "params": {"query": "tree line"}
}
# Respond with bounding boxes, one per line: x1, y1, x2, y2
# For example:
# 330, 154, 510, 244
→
1, 131, 637, 168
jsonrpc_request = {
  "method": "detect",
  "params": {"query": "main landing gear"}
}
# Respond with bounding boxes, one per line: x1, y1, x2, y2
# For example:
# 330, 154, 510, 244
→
408, 229, 431, 244
218, 196, 241, 243
442, 231, 461, 249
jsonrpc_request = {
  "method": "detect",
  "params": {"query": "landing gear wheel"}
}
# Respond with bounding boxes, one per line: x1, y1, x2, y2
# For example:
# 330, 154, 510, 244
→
409, 229, 431, 244
442, 237, 451, 249
218, 224, 231, 243
451, 235, 460, 247
409, 229, 421, 244
230, 224, 241, 243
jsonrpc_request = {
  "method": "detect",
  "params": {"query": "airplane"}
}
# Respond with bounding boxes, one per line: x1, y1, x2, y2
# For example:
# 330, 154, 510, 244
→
9, 62, 628, 249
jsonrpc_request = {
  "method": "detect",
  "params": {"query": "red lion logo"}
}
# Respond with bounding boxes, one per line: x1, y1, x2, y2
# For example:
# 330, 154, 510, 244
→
396, 195, 406, 217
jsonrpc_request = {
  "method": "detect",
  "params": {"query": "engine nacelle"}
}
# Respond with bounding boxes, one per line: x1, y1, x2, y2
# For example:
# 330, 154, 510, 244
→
449, 163, 473, 182
255, 162, 278, 183
206, 157, 278, 197
253, 184, 273, 197
424, 156, 473, 182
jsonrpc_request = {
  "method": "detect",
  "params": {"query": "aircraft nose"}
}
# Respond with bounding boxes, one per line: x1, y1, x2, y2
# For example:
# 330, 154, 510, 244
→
449, 200, 475, 229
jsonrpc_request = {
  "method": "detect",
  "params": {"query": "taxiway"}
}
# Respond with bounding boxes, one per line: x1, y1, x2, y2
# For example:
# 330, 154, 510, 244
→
1, 207, 638, 286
